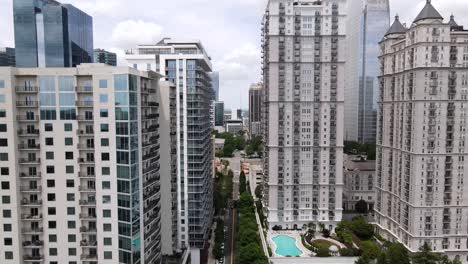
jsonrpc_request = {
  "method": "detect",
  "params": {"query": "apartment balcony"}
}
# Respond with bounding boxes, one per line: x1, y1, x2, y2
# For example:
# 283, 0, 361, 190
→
79, 186, 96, 193
17, 129, 40, 137
22, 240, 43, 248
78, 173, 95, 179
15, 86, 39, 93
19, 158, 40, 164
20, 186, 42, 193
77, 129, 94, 136
21, 199, 42, 206
77, 144, 95, 150
80, 240, 98, 248
76, 86, 93, 93
18, 143, 40, 150
80, 226, 97, 234
19, 172, 41, 179
23, 254, 43, 262
75, 101, 93, 107
81, 254, 98, 261
78, 158, 95, 164
79, 213, 97, 220
16, 101, 39, 107
16, 115, 39, 122
22, 227, 43, 234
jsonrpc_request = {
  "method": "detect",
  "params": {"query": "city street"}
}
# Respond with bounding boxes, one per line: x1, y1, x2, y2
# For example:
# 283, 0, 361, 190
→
224, 152, 241, 264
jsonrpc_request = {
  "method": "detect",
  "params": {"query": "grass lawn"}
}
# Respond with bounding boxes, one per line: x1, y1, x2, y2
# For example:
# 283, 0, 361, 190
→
310, 239, 338, 249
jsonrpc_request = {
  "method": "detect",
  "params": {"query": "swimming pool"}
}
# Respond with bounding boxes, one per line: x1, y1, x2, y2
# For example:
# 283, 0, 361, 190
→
272, 235, 303, 257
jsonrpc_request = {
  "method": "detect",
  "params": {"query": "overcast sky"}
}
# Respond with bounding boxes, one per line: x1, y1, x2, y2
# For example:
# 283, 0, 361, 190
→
1, 0, 468, 109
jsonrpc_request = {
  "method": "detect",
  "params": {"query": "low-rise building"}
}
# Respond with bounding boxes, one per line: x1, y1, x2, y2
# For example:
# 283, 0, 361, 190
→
343, 155, 376, 211
225, 119, 243, 135
214, 138, 225, 152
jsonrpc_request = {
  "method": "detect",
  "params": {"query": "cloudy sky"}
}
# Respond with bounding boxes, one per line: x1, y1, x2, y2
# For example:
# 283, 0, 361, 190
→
1, 0, 468, 109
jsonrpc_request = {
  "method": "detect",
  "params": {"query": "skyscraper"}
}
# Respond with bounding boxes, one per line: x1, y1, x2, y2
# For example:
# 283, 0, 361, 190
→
249, 83, 262, 137
376, 2, 468, 261
13, 0, 93, 68
0, 47, 16, 66
125, 38, 214, 261
210, 71, 220, 101
262, 0, 345, 230
94, 49, 117, 66
215, 101, 225, 127
344, 0, 390, 143
0, 64, 162, 263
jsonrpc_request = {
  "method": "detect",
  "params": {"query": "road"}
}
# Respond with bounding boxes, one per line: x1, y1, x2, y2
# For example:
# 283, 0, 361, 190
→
224, 152, 241, 264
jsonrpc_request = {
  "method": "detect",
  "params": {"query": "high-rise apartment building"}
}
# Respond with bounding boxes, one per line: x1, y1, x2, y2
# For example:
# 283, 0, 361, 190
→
376, 2, 468, 261
344, 0, 389, 143
215, 101, 225, 127
249, 83, 263, 137
125, 38, 214, 261
0, 64, 162, 264
210, 72, 220, 101
13, 0, 93, 68
0, 47, 16, 66
94, 49, 117, 66
262, 0, 345, 230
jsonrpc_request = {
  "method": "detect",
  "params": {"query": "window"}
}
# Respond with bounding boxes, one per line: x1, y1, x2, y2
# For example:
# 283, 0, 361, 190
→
65, 138, 73, 146
2, 196, 10, 204
45, 138, 54, 146
1, 182, 9, 190
47, 180, 55, 188
45, 123, 53, 131
103, 195, 111, 204
0, 139, 7, 146
0, 124, 6, 132
46, 152, 54, 160
99, 80, 108, 88
100, 94, 108, 103
0, 80, 4, 88
102, 167, 110, 175
0, 167, 7, 175
46, 166, 55, 174
49, 248, 57, 256
48, 193, 56, 201
5, 252, 13, 260
100, 109, 108, 117
104, 251, 113, 259
102, 153, 110, 161
68, 248, 76, 256
102, 181, 111, 189
103, 210, 111, 218
103, 223, 112, 232
0, 153, 7, 161
104, 237, 112, 245
67, 193, 75, 201
0, 110, 6, 118
48, 221, 57, 229
4, 238, 12, 245
0, 95, 5, 103
48, 207, 56, 215
66, 166, 74, 174
66, 180, 74, 188
67, 221, 76, 229
101, 124, 109, 132
64, 123, 72, 131
65, 152, 74, 160
68, 234, 76, 242
49, 234, 57, 242
67, 207, 75, 215
3, 209, 11, 218
101, 138, 109, 147
3, 224, 11, 232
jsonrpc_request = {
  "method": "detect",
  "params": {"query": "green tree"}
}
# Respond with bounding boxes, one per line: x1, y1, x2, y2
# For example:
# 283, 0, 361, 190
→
355, 199, 369, 214
361, 241, 381, 260
351, 216, 374, 240
387, 243, 410, 264
355, 255, 372, 264
412, 243, 441, 264
239, 171, 247, 194
254, 185, 263, 199
377, 252, 387, 264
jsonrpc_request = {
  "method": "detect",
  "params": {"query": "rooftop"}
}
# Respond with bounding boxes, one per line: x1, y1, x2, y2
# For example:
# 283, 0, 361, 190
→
413, 0, 443, 23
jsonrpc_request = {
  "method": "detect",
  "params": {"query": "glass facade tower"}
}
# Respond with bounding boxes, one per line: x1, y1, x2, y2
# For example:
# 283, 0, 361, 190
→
357, 0, 390, 143
13, 0, 93, 68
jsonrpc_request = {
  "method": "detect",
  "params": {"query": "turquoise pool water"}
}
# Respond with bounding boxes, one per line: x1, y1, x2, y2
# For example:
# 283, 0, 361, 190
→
272, 235, 303, 257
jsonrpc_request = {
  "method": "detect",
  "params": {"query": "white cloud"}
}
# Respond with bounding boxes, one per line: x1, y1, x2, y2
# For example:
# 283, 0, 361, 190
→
111, 20, 163, 49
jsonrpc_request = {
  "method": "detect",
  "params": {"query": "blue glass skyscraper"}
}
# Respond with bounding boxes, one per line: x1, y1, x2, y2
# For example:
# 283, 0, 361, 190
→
358, 0, 390, 143
13, 0, 93, 68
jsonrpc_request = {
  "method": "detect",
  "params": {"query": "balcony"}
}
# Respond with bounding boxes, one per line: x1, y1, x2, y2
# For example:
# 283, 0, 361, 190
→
19, 158, 40, 164
80, 240, 98, 247
77, 144, 95, 150
19, 172, 41, 178
23, 255, 43, 261
20, 186, 42, 193
16, 101, 39, 107
78, 158, 95, 164
79, 213, 97, 220
79, 200, 96, 206
23, 240, 43, 248
76, 86, 93, 93
21, 199, 42, 206
78, 173, 95, 179
79, 186, 96, 192
18, 143, 40, 150
17, 129, 39, 136
15, 86, 39, 93
77, 129, 94, 136
80, 226, 97, 233
81, 254, 98, 260
75, 101, 93, 107
22, 227, 43, 234
16, 115, 39, 122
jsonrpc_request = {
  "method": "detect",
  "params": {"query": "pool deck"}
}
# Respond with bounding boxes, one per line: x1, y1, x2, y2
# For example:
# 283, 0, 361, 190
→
268, 231, 314, 257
